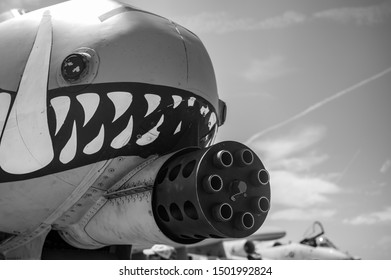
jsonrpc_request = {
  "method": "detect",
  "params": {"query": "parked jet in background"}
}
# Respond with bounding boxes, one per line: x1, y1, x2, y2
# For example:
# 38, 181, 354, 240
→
225, 221, 358, 260
136, 226, 286, 260
0, 0, 271, 259
186, 226, 286, 260
180, 221, 357, 260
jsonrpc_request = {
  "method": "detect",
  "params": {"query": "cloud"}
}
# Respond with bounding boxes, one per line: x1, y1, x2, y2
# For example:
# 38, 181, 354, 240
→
252, 126, 339, 209
270, 152, 329, 173
172, 2, 391, 35
343, 207, 391, 225
271, 170, 340, 208
172, 10, 306, 34
254, 11, 307, 29
250, 125, 342, 221
242, 55, 294, 83
246, 67, 391, 144
253, 125, 326, 162
270, 208, 337, 221
380, 159, 391, 173
314, 1, 391, 25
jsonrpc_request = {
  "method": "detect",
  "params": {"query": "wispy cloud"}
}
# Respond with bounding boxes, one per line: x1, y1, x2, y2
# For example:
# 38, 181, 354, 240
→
271, 208, 337, 221
172, 11, 306, 34
242, 55, 294, 83
246, 67, 391, 144
254, 11, 306, 29
244, 66, 388, 223
271, 170, 340, 208
314, 1, 391, 25
7, 1, 389, 31
253, 125, 326, 161
253, 126, 329, 173
343, 207, 391, 225
251, 125, 341, 220
270, 152, 329, 173
173, 2, 391, 35
380, 159, 391, 173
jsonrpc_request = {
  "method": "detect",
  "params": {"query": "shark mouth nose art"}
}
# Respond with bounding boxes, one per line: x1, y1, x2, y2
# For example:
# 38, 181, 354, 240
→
0, 11, 219, 183
0, 83, 218, 182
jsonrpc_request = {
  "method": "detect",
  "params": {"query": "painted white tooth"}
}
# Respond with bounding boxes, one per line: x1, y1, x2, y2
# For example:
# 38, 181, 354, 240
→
76, 93, 100, 127
111, 115, 133, 149
136, 115, 164, 146
60, 121, 77, 164
145, 94, 161, 117
206, 138, 213, 147
0, 93, 11, 135
188, 97, 196, 107
174, 121, 182, 135
208, 112, 217, 130
83, 125, 104, 155
172, 95, 182, 109
107, 91, 133, 122
200, 106, 210, 117
0, 12, 54, 174
50, 96, 70, 135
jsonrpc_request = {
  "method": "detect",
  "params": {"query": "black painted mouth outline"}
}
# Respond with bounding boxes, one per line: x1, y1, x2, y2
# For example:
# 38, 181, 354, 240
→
0, 82, 218, 182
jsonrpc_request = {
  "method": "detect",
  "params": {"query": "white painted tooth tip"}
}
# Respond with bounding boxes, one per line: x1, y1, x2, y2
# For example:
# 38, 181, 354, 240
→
174, 121, 182, 135
107, 91, 133, 122
76, 93, 100, 127
145, 94, 161, 117
172, 95, 182, 109
111, 116, 133, 149
83, 125, 105, 155
200, 106, 210, 117
156, 114, 164, 126
136, 135, 155, 146
188, 97, 196, 107
136, 115, 164, 146
50, 96, 71, 135
208, 112, 217, 130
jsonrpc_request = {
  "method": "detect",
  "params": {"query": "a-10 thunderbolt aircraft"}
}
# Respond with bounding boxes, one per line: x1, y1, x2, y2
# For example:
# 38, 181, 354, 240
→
215, 221, 357, 260
0, 0, 271, 259
180, 222, 356, 260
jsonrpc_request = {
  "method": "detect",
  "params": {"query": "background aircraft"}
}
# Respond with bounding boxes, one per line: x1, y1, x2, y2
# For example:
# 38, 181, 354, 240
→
135, 226, 286, 260
0, 0, 270, 259
212, 221, 357, 260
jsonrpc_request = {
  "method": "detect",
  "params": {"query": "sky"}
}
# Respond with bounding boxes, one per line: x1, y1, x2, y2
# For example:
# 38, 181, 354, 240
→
1, 0, 391, 259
